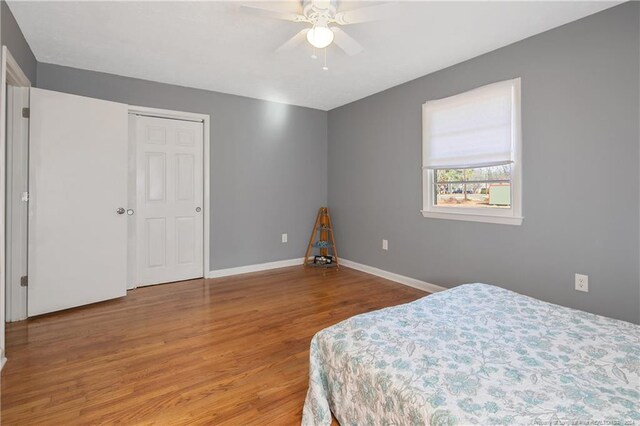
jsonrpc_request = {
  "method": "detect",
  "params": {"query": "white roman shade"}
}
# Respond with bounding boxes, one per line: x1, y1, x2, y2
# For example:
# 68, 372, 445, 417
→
423, 78, 520, 170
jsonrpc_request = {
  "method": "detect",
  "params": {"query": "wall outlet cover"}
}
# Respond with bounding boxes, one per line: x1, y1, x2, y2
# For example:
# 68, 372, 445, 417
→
281, 233, 288, 243
575, 273, 589, 292
382, 239, 388, 251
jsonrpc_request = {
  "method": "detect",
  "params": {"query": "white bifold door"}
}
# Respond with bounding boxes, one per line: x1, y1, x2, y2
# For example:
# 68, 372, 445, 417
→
132, 115, 204, 286
28, 88, 129, 316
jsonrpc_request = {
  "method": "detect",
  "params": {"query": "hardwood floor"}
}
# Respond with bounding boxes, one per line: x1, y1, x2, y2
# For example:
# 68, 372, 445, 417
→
1, 266, 427, 425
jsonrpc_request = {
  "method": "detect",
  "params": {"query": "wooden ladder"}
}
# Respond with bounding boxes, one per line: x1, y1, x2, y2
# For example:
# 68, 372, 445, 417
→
304, 207, 339, 268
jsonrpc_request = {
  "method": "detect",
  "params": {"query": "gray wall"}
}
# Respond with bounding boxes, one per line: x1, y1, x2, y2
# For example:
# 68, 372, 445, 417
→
327, 2, 640, 323
1, 1, 36, 84
37, 63, 327, 270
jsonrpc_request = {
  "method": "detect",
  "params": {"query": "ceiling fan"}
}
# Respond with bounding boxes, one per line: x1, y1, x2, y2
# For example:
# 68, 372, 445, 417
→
241, 0, 396, 67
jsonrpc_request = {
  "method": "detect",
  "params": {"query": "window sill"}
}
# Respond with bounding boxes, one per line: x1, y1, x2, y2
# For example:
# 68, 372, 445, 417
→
420, 210, 523, 226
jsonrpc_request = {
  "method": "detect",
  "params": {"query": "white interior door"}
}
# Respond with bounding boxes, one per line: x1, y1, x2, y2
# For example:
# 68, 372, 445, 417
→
133, 115, 204, 286
28, 88, 128, 316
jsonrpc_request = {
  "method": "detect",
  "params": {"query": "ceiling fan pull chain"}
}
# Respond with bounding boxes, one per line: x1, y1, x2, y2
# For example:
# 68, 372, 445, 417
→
311, 47, 317, 60
323, 48, 328, 71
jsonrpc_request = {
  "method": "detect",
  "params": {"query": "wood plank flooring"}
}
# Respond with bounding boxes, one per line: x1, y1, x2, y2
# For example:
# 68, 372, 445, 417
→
1, 266, 427, 425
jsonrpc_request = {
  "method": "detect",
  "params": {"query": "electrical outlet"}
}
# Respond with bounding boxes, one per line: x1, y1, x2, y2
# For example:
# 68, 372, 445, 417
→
281, 233, 288, 243
382, 239, 388, 251
575, 273, 589, 292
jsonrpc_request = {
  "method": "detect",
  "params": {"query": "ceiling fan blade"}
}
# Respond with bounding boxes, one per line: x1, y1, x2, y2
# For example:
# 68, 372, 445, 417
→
331, 27, 363, 56
276, 28, 311, 53
334, 2, 398, 25
239, 4, 307, 22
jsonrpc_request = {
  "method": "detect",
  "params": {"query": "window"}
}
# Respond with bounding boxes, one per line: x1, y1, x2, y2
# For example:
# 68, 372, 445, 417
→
421, 78, 522, 225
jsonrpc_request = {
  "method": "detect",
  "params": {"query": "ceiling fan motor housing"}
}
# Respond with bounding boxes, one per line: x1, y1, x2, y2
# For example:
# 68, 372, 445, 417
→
303, 0, 338, 25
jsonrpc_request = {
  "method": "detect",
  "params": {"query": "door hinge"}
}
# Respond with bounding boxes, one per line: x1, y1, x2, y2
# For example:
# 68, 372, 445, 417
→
22, 107, 30, 118
20, 275, 28, 287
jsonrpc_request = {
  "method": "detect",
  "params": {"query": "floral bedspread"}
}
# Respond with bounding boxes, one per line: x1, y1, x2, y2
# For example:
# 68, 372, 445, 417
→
302, 284, 639, 425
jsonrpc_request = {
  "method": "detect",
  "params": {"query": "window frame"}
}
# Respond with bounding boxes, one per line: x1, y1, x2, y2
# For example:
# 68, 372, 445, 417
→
421, 79, 523, 226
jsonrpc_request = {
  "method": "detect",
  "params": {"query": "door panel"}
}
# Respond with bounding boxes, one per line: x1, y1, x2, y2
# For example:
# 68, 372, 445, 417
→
146, 153, 166, 201
28, 88, 128, 316
176, 217, 196, 264
134, 116, 204, 286
146, 218, 167, 267
176, 154, 195, 201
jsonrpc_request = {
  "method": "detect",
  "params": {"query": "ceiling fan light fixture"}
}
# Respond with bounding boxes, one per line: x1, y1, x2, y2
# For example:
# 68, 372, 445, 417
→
306, 25, 334, 49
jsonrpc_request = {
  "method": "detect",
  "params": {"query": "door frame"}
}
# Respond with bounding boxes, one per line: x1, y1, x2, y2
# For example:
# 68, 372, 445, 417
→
127, 105, 211, 288
1, 46, 32, 368
5, 81, 30, 322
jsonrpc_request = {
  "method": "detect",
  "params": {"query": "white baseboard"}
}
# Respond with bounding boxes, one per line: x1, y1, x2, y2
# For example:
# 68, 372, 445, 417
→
340, 259, 447, 294
206, 257, 447, 295
207, 258, 304, 279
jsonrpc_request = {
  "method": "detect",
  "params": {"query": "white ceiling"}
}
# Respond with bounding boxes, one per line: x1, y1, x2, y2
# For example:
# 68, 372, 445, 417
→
8, 1, 621, 110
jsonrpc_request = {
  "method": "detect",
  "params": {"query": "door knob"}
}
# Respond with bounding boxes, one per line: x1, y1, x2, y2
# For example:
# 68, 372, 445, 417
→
195, 207, 202, 212
116, 207, 125, 215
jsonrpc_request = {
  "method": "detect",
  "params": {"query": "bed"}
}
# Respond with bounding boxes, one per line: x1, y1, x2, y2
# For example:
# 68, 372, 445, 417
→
302, 284, 639, 425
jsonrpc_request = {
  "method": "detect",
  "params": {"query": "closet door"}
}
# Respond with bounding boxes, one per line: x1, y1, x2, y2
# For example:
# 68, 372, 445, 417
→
133, 115, 204, 286
28, 88, 128, 316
